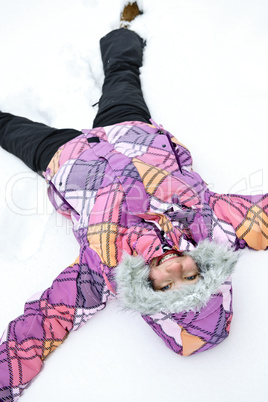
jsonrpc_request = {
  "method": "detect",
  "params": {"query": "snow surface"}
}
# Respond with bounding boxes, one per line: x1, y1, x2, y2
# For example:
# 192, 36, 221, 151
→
0, 0, 268, 401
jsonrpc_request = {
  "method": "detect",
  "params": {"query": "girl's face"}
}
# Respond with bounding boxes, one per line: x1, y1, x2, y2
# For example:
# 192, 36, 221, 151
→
149, 251, 199, 291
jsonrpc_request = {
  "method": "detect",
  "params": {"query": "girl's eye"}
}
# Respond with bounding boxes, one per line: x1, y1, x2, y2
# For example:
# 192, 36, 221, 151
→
161, 284, 171, 292
186, 275, 198, 281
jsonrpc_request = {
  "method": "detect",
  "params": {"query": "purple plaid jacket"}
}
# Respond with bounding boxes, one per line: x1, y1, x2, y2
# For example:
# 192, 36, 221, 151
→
1, 120, 267, 401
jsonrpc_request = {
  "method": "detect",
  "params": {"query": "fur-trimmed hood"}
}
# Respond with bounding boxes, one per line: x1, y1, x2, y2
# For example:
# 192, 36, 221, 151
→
114, 240, 239, 315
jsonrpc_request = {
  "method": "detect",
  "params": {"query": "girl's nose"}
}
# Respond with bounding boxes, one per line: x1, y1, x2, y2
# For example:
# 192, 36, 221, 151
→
165, 261, 182, 277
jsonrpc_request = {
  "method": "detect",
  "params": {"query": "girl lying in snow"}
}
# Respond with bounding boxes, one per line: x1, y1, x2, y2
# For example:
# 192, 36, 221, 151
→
0, 3, 267, 401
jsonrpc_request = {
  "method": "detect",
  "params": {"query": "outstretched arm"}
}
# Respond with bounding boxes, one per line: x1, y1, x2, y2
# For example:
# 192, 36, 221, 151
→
208, 192, 268, 250
0, 249, 110, 401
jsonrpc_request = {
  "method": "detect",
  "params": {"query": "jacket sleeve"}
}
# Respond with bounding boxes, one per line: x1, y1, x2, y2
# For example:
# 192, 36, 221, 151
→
208, 192, 268, 250
142, 279, 233, 356
0, 250, 110, 401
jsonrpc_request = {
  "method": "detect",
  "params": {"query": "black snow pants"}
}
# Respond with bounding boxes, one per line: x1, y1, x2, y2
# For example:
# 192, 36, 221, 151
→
0, 29, 151, 174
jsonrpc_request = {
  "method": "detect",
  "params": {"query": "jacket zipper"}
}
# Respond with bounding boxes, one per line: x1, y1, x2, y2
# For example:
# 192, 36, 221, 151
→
150, 118, 183, 174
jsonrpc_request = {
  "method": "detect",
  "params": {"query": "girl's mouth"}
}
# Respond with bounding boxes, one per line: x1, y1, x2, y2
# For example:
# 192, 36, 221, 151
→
156, 250, 182, 266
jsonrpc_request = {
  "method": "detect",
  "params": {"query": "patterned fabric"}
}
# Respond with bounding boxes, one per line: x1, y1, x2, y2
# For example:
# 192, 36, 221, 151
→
0, 120, 267, 401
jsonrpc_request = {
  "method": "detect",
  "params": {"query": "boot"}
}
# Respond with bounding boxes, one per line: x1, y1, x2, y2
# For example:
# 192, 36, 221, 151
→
120, 2, 143, 28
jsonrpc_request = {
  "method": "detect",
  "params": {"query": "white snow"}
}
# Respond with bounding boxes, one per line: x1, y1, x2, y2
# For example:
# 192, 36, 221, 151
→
0, 0, 268, 401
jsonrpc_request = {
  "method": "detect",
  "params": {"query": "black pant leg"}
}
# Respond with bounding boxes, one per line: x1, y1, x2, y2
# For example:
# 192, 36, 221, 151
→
93, 28, 151, 128
0, 112, 81, 174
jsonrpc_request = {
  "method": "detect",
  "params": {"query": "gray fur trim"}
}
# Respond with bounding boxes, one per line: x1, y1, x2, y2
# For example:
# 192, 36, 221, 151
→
114, 240, 239, 314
